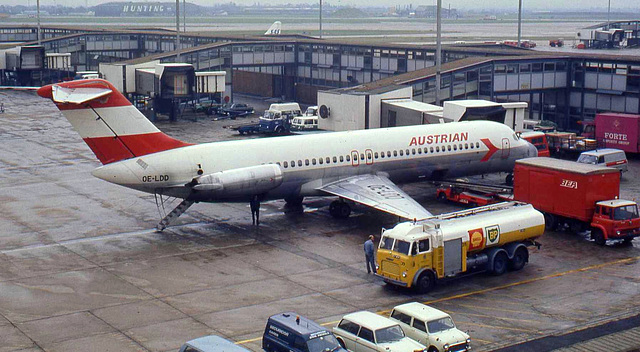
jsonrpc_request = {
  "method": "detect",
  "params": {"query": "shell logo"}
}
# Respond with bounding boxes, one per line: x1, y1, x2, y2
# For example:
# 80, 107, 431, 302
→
468, 228, 485, 251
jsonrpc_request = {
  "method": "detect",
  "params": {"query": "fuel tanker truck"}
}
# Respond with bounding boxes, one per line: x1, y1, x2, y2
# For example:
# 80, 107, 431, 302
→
376, 201, 545, 293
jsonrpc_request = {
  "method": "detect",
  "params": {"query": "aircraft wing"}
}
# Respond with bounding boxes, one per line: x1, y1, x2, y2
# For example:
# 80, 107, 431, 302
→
319, 174, 433, 220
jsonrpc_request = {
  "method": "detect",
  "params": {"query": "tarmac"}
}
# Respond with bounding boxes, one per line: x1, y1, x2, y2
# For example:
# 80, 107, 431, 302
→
1, 90, 640, 352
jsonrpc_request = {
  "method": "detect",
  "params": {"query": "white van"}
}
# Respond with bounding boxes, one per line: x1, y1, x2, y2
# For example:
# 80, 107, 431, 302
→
263, 103, 302, 119
577, 148, 628, 173
291, 116, 318, 130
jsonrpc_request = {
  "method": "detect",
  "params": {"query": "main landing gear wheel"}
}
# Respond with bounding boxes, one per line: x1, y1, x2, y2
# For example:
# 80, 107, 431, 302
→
329, 200, 351, 218
505, 173, 514, 186
284, 196, 304, 207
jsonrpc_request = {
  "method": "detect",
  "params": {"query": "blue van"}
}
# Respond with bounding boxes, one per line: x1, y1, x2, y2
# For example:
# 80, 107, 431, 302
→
263, 312, 347, 352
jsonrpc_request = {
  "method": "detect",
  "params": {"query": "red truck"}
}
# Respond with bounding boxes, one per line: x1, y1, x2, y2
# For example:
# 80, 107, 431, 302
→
582, 113, 640, 153
514, 157, 640, 245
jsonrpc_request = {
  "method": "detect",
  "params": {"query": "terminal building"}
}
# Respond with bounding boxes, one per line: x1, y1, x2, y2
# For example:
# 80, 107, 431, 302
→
0, 25, 638, 131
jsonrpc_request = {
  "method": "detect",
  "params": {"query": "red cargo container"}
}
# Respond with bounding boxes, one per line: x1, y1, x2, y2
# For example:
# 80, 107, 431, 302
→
514, 157, 640, 244
595, 113, 640, 153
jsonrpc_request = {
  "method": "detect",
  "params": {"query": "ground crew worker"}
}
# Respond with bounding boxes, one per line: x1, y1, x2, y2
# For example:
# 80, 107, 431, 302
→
364, 235, 376, 274
250, 195, 261, 226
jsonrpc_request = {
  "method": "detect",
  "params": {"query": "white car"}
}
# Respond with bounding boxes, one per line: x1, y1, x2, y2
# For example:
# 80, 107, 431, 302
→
333, 311, 426, 352
389, 303, 470, 352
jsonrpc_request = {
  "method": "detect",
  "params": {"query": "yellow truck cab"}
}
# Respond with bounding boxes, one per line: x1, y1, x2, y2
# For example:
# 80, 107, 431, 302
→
376, 202, 544, 292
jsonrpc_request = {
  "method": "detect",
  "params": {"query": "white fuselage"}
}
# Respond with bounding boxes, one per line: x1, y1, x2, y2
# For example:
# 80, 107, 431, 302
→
92, 121, 537, 202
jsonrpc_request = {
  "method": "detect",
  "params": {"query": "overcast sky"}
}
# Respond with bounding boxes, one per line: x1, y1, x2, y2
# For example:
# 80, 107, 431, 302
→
8, 0, 640, 10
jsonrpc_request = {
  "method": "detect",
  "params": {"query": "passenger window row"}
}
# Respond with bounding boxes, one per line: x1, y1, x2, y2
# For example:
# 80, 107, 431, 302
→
275, 142, 482, 169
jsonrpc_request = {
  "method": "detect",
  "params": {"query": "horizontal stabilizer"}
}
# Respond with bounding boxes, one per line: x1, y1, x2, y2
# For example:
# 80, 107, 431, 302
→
52, 85, 113, 104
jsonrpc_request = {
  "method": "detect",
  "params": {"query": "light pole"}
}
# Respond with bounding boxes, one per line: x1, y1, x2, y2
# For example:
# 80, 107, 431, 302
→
435, 0, 442, 105
517, 0, 523, 46
319, 0, 323, 39
176, 0, 180, 60
607, 0, 611, 29
37, 0, 41, 45
183, 0, 186, 32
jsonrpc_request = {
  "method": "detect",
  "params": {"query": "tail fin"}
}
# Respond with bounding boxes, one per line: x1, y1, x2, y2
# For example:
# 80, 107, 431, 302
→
37, 79, 191, 165
264, 21, 282, 36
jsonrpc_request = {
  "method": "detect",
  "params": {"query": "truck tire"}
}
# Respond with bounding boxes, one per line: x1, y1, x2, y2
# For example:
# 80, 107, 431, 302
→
437, 192, 447, 202
491, 252, 508, 276
543, 213, 557, 230
508, 247, 528, 271
592, 228, 606, 246
275, 126, 284, 134
570, 220, 586, 234
416, 271, 435, 293
336, 337, 346, 348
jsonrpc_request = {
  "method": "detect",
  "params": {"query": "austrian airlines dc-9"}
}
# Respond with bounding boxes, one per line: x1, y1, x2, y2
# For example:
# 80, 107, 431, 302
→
37, 79, 537, 230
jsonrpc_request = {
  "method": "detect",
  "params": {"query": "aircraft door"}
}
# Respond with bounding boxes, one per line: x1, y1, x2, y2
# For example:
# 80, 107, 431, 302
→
365, 149, 374, 165
351, 150, 360, 166
501, 138, 510, 159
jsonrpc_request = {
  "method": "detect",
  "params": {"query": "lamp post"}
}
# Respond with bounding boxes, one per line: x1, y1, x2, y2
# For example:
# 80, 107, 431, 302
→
176, 0, 180, 60
37, 0, 41, 45
517, 0, 522, 46
607, 0, 611, 29
319, 0, 323, 39
435, 0, 442, 105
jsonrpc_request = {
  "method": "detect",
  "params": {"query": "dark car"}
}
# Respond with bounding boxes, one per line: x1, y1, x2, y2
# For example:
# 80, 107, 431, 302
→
264, 312, 348, 352
195, 99, 222, 113
220, 103, 254, 116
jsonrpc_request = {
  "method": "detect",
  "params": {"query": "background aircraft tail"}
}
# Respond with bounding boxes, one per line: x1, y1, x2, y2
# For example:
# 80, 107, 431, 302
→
37, 79, 191, 165
264, 21, 282, 35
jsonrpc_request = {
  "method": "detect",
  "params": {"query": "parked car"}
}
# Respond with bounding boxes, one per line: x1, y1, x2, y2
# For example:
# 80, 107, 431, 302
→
220, 103, 254, 116
195, 99, 221, 113
333, 311, 427, 352
264, 312, 348, 352
179, 335, 251, 352
577, 148, 628, 173
389, 302, 470, 352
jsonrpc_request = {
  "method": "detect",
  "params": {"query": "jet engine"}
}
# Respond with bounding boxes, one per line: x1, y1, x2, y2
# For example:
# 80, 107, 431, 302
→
191, 164, 283, 197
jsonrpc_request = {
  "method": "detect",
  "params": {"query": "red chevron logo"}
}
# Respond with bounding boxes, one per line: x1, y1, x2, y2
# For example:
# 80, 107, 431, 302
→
480, 138, 499, 162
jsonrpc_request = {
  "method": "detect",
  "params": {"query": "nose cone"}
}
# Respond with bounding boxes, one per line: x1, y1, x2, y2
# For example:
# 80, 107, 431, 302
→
525, 140, 538, 157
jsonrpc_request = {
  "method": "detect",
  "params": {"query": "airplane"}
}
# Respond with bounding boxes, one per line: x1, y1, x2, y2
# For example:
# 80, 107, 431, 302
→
264, 21, 282, 36
36, 79, 538, 230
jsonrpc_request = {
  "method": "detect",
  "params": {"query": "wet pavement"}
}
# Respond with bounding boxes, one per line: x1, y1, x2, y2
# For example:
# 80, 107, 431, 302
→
1, 90, 640, 352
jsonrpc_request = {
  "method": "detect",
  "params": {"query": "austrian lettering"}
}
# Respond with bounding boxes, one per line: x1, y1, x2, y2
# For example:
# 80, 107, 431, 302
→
409, 132, 469, 146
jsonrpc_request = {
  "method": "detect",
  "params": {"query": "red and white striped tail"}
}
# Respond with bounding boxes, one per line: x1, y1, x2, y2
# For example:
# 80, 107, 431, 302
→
37, 79, 191, 165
